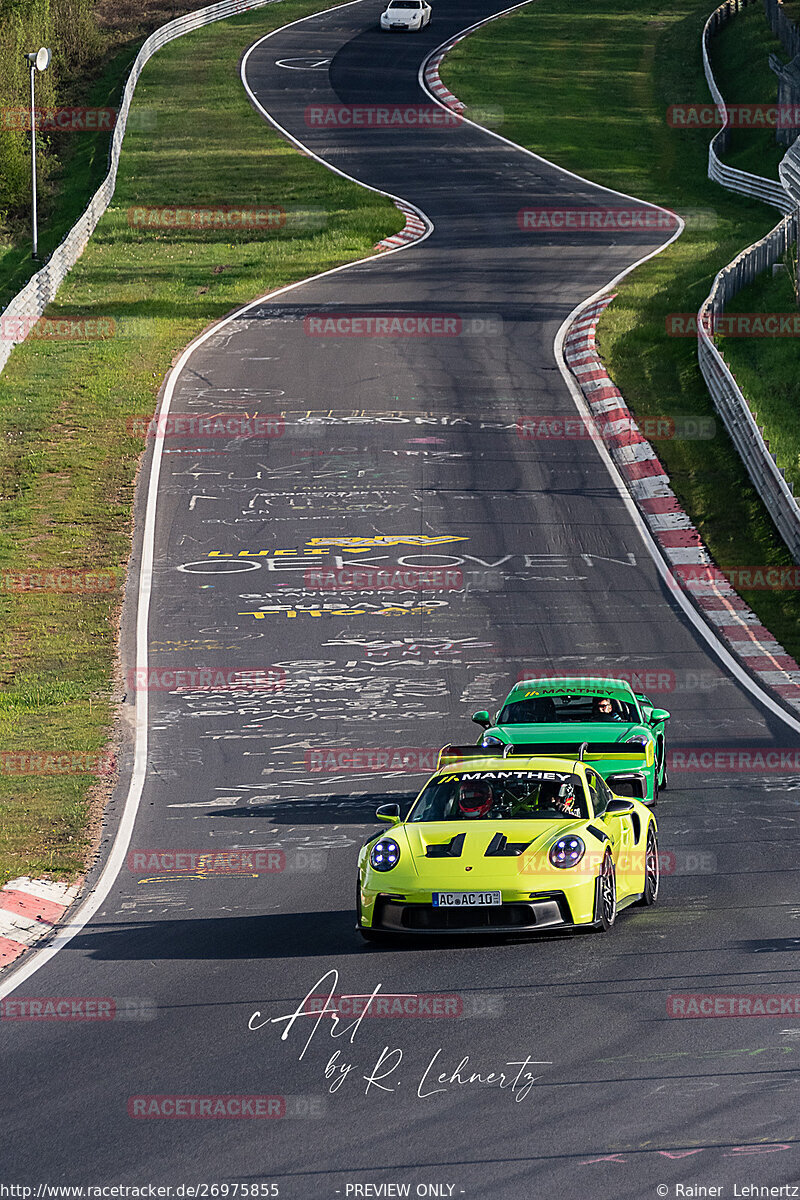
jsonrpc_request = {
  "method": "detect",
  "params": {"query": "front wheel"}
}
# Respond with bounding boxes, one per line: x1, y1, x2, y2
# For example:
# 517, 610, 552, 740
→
657, 741, 668, 791
636, 827, 660, 906
594, 852, 617, 931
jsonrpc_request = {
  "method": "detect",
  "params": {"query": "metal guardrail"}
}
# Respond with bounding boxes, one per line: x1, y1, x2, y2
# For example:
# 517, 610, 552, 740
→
763, 0, 800, 60
4, 0, 799, 563
697, 212, 800, 561
0, 0, 274, 375
779, 130, 800, 197
698, 0, 800, 562
702, 0, 794, 212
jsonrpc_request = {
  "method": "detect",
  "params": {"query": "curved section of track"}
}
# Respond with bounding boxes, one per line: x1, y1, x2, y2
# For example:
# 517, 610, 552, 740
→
3, 2, 800, 1196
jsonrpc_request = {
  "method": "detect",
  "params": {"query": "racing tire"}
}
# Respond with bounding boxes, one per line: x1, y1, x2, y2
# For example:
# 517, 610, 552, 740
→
635, 827, 660, 907
593, 852, 617, 932
657, 741, 667, 792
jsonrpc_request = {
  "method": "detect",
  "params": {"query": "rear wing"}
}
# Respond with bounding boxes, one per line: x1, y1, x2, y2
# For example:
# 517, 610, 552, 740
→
437, 742, 649, 769
437, 745, 510, 768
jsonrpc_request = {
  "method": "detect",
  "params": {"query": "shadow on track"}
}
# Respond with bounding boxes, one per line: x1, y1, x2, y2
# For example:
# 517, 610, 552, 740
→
208, 792, 416, 823
69, 910, 364, 960
66, 909, 616, 963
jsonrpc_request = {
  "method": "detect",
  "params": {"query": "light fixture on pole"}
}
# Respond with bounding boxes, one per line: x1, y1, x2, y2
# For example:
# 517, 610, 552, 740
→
24, 46, 51, 261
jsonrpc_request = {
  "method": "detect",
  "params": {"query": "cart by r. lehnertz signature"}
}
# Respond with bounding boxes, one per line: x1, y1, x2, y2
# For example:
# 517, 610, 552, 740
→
248, 968, 551, 1102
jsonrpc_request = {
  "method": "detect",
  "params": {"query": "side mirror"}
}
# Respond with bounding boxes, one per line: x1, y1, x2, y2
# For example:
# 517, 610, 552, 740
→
649, 708, 671, 723
606, 798, 635, 815
472, 710, 491, 729
376, 803, 401, 826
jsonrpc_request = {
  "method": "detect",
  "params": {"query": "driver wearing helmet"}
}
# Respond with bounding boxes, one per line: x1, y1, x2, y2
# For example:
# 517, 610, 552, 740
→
457, 779, 496, 819
553, 780, 579, 816
593, 696, 622, 722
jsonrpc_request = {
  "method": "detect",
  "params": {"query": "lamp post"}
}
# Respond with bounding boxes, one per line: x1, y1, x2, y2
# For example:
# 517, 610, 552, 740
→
24, 46, 51, 261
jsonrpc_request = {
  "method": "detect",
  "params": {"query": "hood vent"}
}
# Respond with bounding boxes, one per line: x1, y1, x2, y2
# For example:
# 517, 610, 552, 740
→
484, 832, 531, 857
425, 832, 466, 858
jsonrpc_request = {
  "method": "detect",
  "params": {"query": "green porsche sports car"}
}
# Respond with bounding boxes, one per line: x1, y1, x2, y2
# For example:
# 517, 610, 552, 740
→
471, 677, 670, 804
356, 750, 659, 939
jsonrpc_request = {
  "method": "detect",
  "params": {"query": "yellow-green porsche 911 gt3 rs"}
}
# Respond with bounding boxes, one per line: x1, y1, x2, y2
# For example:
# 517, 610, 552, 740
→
356, 751, 659, 940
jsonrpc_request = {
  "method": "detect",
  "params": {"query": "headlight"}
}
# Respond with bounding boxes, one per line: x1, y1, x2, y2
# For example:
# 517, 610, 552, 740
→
626, 734, 654, 764
370, 838, 400, 871
549, 836, 585, 869
481, 736, 503, 747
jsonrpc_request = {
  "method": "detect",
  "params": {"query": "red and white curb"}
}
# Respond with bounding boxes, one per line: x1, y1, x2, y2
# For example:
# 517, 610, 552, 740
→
375, 201, 429, 251
0, 877, 79, 968
564, 295, 800, 714
423, 39, 467, 112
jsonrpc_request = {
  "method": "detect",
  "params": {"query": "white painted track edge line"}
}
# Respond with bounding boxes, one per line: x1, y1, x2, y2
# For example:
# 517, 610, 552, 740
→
555, 303, 800, 738
419, 5, 800, 737
240, 0, 434, 244
5, 0, 798, 999
0, 0, 436, 1000
418, 5, 688, 209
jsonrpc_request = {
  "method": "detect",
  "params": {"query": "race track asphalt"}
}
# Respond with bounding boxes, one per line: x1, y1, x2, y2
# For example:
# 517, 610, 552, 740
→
3, 2, 800, 1196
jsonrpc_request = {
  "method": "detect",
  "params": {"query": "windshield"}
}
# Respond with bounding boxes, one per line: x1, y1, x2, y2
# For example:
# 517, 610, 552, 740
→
499, 693, 639, 724
388, 2, 422, 8
409, 771, 588, 822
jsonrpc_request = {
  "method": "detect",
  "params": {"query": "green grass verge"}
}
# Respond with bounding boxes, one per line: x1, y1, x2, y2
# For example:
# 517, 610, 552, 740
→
708, 2, 786, 178
0, 41, 140, 312
0, 0, 404, 887
716, 264, 800, 494
441, 0, 800, 664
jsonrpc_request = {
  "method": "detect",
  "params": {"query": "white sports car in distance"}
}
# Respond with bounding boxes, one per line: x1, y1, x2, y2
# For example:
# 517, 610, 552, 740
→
380, 0, 431, 30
